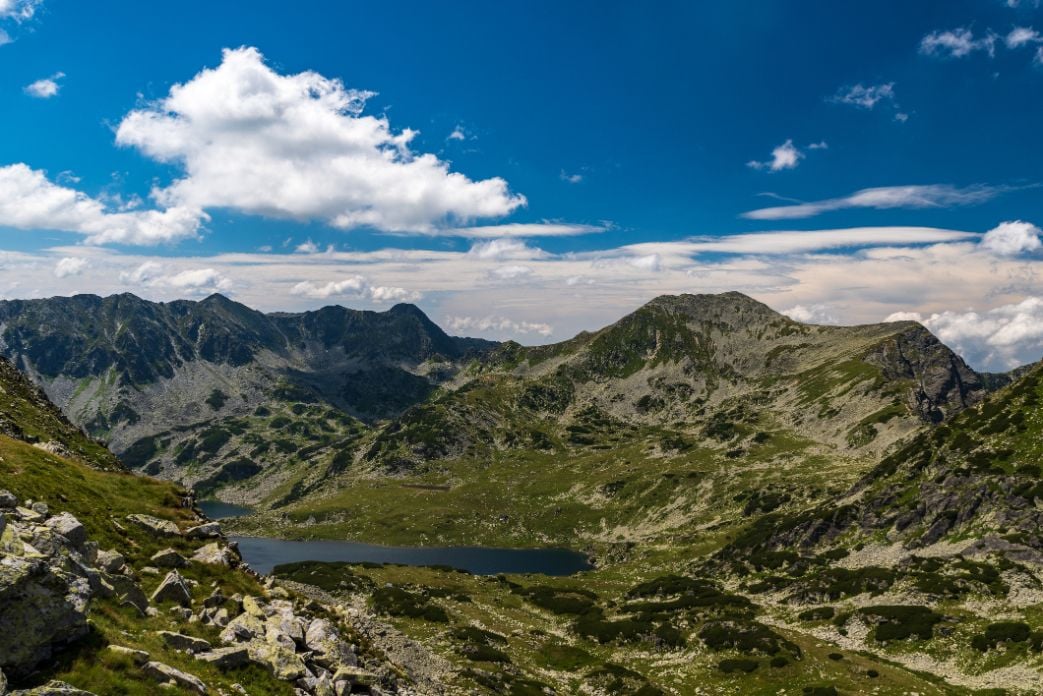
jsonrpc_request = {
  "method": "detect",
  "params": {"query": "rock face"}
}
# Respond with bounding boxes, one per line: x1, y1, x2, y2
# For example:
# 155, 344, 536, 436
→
862, 323, 986, 423
0, 294, 495, 492
0, 503, 92, 679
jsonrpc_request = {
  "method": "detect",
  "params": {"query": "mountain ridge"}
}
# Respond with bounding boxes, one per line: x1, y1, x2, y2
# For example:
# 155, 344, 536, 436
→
0, 290, 1005, 507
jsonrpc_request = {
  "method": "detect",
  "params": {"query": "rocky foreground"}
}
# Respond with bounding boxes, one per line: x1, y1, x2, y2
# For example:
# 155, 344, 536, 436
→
0, 488, 440, 695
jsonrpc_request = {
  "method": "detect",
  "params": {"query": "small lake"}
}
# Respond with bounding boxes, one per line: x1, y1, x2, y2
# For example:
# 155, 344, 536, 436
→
231, 535, 593, 576
198, 500, 254, 519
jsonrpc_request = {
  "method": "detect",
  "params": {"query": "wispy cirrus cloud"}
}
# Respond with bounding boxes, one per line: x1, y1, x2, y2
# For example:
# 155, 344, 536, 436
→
0, 0, 42, 21
830, 82, 896, 109
447, 222, 605, 238
741, 183, 1013, 220
920, 27, 998, 58
0, 0, 44, 45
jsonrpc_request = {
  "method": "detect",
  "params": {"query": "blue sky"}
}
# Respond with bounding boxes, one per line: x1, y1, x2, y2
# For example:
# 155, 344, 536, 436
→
2, 0, 1043, 369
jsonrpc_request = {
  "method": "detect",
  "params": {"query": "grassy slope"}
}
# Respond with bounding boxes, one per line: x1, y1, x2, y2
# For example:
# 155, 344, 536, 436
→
272, 559, 967, 696
0, 434, 295, 694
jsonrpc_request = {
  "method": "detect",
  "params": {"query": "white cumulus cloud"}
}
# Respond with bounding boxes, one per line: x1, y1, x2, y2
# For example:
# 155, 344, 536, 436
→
980, 220, 1042, 256
468, 238, 545, 260
291, 275, 420, 303
53, 256, 88, 278
782, 304, 840, 325
747, 139, 804, 172
115, 46, 525, 234
118, 262, 231, 296
0, 0, 42, 21
24, 72, 64, 98
0, 163, 206, 244
1006, 26, 1043, 48
886, 298, 1043, 370
445, 315, 553, 337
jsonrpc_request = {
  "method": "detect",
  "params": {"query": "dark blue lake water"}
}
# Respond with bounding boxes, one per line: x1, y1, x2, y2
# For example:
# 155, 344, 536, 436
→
198, 500, 254, 519
231, 535, 593, 576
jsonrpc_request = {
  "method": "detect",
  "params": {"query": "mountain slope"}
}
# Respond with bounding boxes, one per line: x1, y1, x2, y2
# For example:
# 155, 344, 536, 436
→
722, 358, 1043, 562
359, 292, 987, 472
0, 293, 495, 496
695, 361, 1043, 693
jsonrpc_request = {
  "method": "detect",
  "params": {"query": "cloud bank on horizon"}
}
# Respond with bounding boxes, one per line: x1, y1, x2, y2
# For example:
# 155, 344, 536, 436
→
1, 2, 1043, 371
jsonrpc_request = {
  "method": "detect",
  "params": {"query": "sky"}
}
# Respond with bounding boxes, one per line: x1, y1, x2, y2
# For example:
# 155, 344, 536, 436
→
1, 0, 1043, 370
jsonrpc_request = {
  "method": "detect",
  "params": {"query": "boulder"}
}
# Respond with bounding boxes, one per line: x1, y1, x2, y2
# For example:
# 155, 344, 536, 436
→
150, 570, 192, 606
125, 514, 179, 537
245, 642, 308, 681
267, 600, 306, 646
150, 548, 187, 568
242, 595, 269, 618
0, 556, 91, 678
44, 513, 86, 548
94, 549, 125, 574
105, 645, 149, 665
99, 573, 149, 615
142, 661, 207, 695
30, 502, 48, 516
14, 507, 43, 524
211, 607, 231, 628
191, 543, 235, 567
157, 631, 212, 654
220, 612, 265, 643
0, 490, 17, 508
185, 522, 221, 539
194, 646, 251, 670
331, 667, 377, 688
305, 618, 357, 669
309, 674, 335, 696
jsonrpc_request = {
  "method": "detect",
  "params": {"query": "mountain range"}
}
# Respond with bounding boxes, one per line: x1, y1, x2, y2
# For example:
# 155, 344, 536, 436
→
0, 291, 993, 505
5, 290, 1043, 693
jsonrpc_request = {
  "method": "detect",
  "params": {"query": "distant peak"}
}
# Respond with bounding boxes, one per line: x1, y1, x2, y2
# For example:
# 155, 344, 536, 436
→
387, 303, 426, 317
200, 292, 234, 305
644, 292, 780, 317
